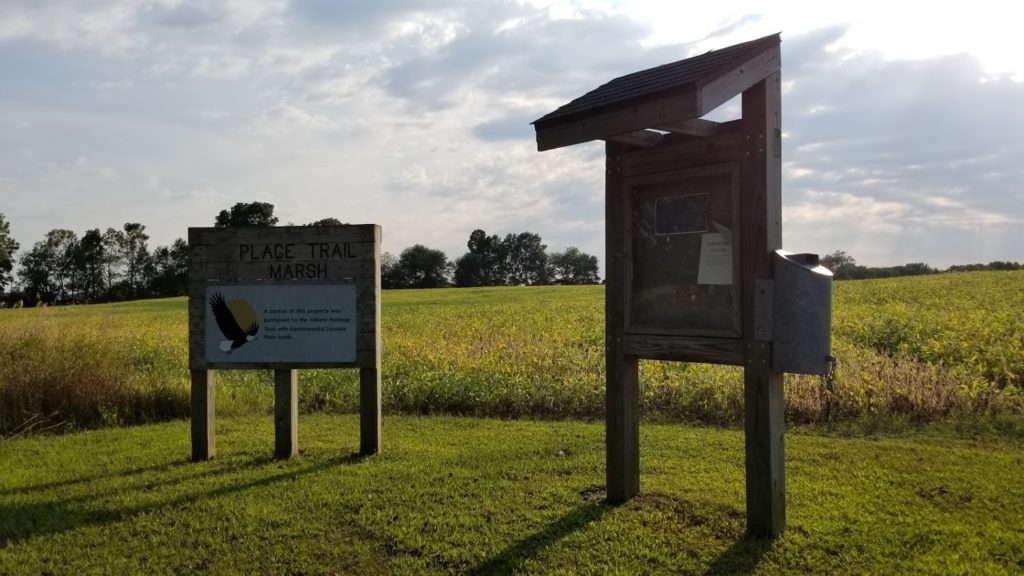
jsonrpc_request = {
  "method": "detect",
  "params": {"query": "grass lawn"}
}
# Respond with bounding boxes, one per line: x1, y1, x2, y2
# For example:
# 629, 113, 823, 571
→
2, 415, 1022, 575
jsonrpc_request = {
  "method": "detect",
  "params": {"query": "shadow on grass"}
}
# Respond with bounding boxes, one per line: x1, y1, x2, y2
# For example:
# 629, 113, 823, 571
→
704, 534, 776, 576
466, 502, 610, 576
462, 488, 777, 576
0, 451, 368, 546
0, 460, 191, 497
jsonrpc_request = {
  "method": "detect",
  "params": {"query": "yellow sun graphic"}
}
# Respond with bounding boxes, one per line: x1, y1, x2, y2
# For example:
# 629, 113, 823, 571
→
226, 299, 256, 332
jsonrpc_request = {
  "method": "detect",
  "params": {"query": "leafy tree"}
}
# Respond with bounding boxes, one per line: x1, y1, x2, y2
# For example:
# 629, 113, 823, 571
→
0, 213, 19, 294
17, 245, 53, 303
895, 262, 935, 276
18, 229, 77, 303
381, 251, 404, 289
454, 229, 552, 287
308, 218, 344, 226
45, 229, 78, 302
148, 238, 189, 297
102, 227, 126, 291
502, 232, 548, 285
820, 250, 861, 280
548, 247, 600, 285
118, 223, 150, 298
214, 202, 278, 228
453, 252, 487, 287
454, 229, 508, 287
71, 229, 107, 302
396, 245, 450, 288
820, 250, 854, 271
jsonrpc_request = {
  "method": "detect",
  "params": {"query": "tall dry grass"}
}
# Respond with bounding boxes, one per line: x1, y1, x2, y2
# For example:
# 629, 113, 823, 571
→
0, 315, 186, 434
0, 271, 1021, 435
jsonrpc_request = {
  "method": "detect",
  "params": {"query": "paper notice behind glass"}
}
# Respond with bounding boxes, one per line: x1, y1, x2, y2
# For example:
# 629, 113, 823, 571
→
697, 232, 732, 285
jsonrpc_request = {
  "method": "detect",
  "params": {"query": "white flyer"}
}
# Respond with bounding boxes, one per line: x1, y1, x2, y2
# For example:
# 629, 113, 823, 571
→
697, 232, 732, 285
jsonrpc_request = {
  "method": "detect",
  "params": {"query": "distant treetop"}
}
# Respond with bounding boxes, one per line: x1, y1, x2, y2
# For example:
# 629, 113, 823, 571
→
214, 202, 279, 228
308, 218, 345, 226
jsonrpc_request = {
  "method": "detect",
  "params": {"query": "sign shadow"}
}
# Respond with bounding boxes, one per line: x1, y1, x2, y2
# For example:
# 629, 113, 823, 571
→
0, 451, 367, 547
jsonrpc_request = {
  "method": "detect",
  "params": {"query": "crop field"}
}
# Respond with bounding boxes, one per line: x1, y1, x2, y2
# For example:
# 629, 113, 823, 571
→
0, 270, 1022, 435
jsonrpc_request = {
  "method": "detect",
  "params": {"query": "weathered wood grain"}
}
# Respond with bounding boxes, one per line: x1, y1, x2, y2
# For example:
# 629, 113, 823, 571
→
622, 131, 745, 178
603, 130, 665, 148
274, 369, 298, 459
605, 141, 641, 504
619, 334, 745, 365
656, 118, 724, 137
188, 225, 378, 245
537, 92, 701, 151
741, 74, 785, 538
699, 46, 780, 117
360, 224, 382, 455
190, 369, 215, 461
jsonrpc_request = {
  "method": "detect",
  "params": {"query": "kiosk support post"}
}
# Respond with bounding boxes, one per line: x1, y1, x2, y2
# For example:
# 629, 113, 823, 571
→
605, 141, 640, 504
741, 73, 785, 538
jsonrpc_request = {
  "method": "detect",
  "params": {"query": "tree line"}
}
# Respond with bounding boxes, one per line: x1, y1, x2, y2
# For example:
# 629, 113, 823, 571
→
820, 250, 1022, 280
0, 203, 601, 305
0, 218, 187, 306
382, 229, 600, 289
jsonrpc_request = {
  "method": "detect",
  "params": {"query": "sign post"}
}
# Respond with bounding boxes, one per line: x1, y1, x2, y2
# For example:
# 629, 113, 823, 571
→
187, 224, 382, 460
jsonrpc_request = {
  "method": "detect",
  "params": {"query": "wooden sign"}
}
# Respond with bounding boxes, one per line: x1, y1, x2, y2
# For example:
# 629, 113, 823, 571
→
187, 224, 382, 462
188, 225, 380, 370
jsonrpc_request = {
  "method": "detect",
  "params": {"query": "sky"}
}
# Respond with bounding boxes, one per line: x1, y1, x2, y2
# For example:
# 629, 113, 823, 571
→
1, 0, 1021, 268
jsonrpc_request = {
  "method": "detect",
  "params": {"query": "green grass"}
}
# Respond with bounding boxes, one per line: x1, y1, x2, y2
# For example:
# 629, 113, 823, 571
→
0, 271, 1022, 435
1, 415, 1022, 574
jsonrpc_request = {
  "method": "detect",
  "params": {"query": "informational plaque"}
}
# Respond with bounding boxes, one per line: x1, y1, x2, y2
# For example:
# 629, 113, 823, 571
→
204, 285, 357, 363
628, 164, 740, 336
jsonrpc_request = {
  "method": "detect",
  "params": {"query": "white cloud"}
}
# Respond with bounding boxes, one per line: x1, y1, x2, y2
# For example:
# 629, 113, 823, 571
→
788, 191, 909, 234
0, 0, 1021, 270
190, 54, 250, 79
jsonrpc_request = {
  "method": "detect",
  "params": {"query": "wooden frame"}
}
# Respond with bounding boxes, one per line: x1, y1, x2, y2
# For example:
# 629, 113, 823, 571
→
623, 162, 742, 340
187, 224, 382, 461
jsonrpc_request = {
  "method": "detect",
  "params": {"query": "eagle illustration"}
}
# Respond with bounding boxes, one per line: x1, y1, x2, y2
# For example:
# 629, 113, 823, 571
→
209, 292, 259, 353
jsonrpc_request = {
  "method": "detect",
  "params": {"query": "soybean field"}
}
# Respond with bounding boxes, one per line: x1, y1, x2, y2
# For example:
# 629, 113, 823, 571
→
0, 270, 1021, 436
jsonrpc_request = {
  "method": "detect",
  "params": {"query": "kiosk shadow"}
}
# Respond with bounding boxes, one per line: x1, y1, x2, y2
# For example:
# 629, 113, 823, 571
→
0, 451, 366, 546
703, 534, 775, 575
466, 502, 610, 576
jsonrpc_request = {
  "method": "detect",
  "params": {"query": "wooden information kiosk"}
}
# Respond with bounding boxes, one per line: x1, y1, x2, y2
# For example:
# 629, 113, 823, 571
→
533, 34, 831, 537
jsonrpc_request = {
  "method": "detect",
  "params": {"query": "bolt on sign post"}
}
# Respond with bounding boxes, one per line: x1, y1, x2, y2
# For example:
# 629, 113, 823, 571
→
188, 225, 382, 461
532, 34, 833, 538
